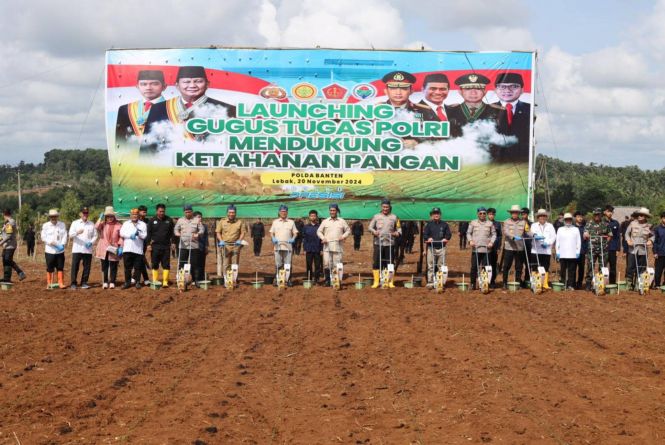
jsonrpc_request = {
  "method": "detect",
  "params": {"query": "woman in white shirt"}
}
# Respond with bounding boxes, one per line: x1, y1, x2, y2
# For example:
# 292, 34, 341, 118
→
529, 209, 557, 289
555, 213, 581, 290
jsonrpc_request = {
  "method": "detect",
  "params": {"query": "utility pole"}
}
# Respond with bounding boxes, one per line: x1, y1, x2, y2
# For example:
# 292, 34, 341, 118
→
17, 170, 22, 210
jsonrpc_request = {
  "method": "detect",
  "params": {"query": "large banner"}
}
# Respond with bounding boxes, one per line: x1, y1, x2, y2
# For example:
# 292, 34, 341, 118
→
106, 48, 535, 219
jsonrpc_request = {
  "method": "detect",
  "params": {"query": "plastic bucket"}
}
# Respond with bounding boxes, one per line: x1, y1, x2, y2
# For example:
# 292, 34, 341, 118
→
551, 282, 565, 292
252, 281, 263, 289
211, 277, 224, 286
302, 280, 314, 289
355, 282, 365, 290
0, 282, 13, 291
404, 281, 414, 289
617, 281, 628, 291
149, 282, 162, 291
507, 281, 521, 292
457, 282, 469, 292
606, 284, 618, 295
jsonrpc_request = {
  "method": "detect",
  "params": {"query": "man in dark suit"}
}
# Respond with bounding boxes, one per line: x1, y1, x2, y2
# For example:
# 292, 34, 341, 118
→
140, 65, 237, 155
491, 72, 532, 163
418, 73, 462, 138
115, 70, 166, 147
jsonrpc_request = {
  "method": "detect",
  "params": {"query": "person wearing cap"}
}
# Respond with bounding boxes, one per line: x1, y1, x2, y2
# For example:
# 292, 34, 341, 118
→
487, 208, 502, 288
120, 208, 148, 289
653, 211, 665, 288
602, 205, 621, 284
625, 207, 654, 290
467, 207, 497, 290
491, 72, 531, 162
0, 209, 26, 283
368, 199, 402, 288
351, 220, 364, 251
146, 203, 175, 287
174, 204, 204, 284
555, 213, 581, 291
68, 206, 97, 289
574, 211, 588, 289
418, 73, 462, 137
447, 73, 506, 139
317, 204, 351, 287
95, 206, 123, 289
583, 208, 612, 291
115, 70, 167, 145
41, 209, 68, 289
423, 207, 452, 288
250, 218, 265, 257
529, 209, 556, 289
269, 205, 299, 287
521, 207, 533, 284
141, 66, 237, 154
215, 204, 247, 284
502, 204, 527, 289
302, 210, 323, 284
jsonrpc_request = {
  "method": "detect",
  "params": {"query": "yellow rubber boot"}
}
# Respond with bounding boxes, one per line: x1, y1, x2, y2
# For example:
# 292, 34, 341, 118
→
543, 272, 551, 289
152, 269, 159, 284
388, 276, 395, 288
57, 271, 66, 289
371, 270, 380, 288
162, 270, 170, 288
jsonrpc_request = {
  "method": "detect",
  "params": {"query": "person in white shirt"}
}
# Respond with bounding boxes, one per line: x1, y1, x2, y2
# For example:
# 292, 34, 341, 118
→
555, 213, 581, 290
529, 208, 557, 289
68, 206, 98, 289
317, 203, 351, 287
120, 208, 148, 289
41, 208, 68, 289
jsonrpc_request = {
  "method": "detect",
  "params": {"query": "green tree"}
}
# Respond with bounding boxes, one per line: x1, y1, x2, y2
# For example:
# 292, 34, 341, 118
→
59, 190, 82, 224
16, 204, 36, 235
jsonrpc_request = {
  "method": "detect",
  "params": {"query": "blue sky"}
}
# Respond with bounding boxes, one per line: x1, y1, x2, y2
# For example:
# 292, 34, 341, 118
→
1, 0, 663, 168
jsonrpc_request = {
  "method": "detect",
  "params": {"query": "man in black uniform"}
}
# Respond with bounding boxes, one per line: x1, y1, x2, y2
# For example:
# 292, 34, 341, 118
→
294, 217, 305, 255
146, 203, 175, 287
521, 207, 533, 285
24, 224, 35, 257
458, 220, 469, 249
603, 205, 621, 284
250, 218, 265, 256
351, 220, 363, 251
491, 72, 532, 162
487, 207, 502, 288
446, 73, 507, 143
115, 70, 166, 146
137, 204, 151, 285
140, 65, 237, 154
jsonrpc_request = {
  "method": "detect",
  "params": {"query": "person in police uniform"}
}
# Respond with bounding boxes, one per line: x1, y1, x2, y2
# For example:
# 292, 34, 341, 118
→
368, 199, 402, 288
1, 209, 26, 283
491, 72, 531, 162
447, 73, 507, 140
115, 70, 167, 147
467, 207, 497, 290
216, 205, 247, 285
624, 207, 654, 290
141, 66, 237, 155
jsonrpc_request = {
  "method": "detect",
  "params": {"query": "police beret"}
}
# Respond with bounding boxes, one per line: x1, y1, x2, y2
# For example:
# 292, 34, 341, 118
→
477, 207, 487, 213
495, 72, 524, 86
382, 71, 416, 87
183, 204, 193, 211
423, 73, 450, 86
137, 70, 165, 83
430, 207, 441, 215
455, 73, 490, 89
227, 204, 237, 212
176, 66, 207, 80
279, 204, 288, 211
329, 203, 339, 210
381, 198, 391, 205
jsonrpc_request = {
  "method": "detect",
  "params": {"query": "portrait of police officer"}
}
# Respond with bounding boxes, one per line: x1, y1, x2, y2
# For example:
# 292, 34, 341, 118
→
491, 72, 531, 162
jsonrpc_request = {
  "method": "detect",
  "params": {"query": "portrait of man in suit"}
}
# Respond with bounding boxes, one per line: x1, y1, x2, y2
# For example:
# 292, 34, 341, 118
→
492, 72, 532, 162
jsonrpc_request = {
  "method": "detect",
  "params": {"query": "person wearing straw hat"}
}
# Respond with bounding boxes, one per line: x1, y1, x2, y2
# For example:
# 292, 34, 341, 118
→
269, 204, 298, 287
625, 207, 654, 290
529, 209, 556, 289
555, 213, 581, 291
215, 205, 247, 285
653, 211, 665, 288
583, 208, 612, 291
146, 203, 175, 288
68, 206, 97, 289
317, 203, 351, 287
1, 209, 26, 283
467, 207, 497, 290
95, 206, 123, 289
424, 207, 452, 289
41, 208, 68, 289
502, 204, 527, 289
120, 208, 148, 289
368, 199, 402, 288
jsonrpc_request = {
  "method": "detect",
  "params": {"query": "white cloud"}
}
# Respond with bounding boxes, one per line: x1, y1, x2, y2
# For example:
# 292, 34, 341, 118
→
472, 26, 536, 51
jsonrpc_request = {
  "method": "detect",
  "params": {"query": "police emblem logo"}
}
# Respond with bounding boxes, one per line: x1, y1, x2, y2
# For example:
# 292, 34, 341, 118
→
352, 83, 377, 100
394, 72, 405, 81
321, 83, 348, 100
259, 85, 287, 100
469, 74, 478, 82
291, 82, 318, 100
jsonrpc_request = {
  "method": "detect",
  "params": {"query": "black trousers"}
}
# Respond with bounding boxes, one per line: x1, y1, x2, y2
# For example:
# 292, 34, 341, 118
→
626, 253, 647, 287
123, 252, 143, 284
488, 249, 498, 284
536, 254, 551, 272
353, 235, 361, 250
178, 248, 201, 282
294, 237, 303, 255
151, 245, 171, 270
405, 237, 415, 253
607, 250, 617, 284
655, 256, 665, 287
305, 252, 322, 281
71, 252, 92, 285
101, 253, 118, 284
45, 253, 65, 272
27, 242, 35, 257
253, 237, 262, 256
502, 250, 523, 283
470, 251, 490, 285
575, 255, 585, 289
459, 233, 467, 249
373, 244, 396, 269
3, 249, 23, 282
560, 258, 577, 288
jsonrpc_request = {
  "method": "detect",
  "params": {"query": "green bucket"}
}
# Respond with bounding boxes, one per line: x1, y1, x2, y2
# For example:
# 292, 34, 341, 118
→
507, 281, 521, 292
251, 281, 263, 289
302, 280, 314, 289
0, 282, 13, 291
617, 281, 628, 291
606, 284, 618, 295
659, 285, 665, 294
198, 280, 211, 290
404, 281, 414, 289
211, 277, 224, 286
551, 282, 565, 292
456, 282, 469, 292
355, 282, 365, 290
149, 282, 162, 291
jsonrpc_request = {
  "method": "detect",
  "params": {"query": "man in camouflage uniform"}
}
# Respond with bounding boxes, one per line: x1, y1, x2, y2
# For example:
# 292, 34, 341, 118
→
583, 208, 612, 291
467, 207, 497, 290
625, 207, 654, 290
